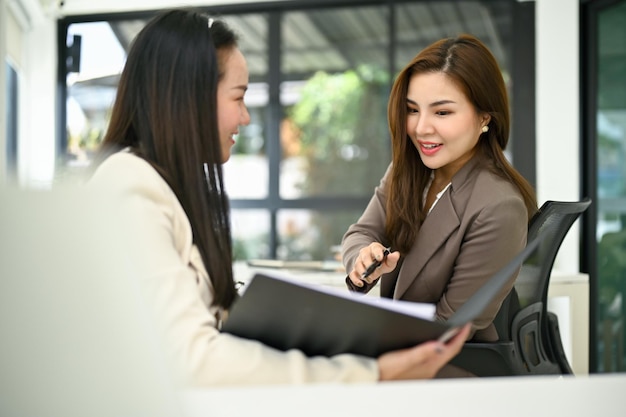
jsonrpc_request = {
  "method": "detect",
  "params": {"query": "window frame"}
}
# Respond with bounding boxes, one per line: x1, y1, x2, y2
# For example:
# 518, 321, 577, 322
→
56, 0, 535, 259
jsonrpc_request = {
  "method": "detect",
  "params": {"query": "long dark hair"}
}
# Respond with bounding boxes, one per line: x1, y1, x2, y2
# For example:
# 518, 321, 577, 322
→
96, 9, 239, 309
386, 34, 537, 254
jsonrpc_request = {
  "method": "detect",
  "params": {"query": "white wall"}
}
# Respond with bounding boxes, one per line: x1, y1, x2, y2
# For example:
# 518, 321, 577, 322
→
1, 0, 55, 187
20, 16, 57, 188
536, 0, 581, 273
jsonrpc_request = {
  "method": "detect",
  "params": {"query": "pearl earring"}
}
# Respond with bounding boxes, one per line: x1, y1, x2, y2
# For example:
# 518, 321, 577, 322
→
481, 125, 489, 133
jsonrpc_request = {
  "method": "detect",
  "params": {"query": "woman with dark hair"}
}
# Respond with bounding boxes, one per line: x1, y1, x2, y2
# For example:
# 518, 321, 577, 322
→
90, 9, 469, 386
343, 34, 537, 375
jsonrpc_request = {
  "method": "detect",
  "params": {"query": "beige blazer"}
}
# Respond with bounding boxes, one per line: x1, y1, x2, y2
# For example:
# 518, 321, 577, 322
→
90, 151, 378, 386
342, 156, 528, 342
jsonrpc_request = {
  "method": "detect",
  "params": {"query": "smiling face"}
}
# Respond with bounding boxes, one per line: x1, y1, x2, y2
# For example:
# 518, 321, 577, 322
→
406, 71, 490, 181
217, 48, 250, 163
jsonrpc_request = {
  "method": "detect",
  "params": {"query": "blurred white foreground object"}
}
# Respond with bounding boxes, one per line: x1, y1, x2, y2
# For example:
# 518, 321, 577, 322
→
0, 186, 183, 417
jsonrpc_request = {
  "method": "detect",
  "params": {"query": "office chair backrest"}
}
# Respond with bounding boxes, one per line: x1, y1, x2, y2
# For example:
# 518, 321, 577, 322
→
451, 198, 592, 376
506, 198, 591, 374
515, 198, 592, 308
494, 198, 592, 338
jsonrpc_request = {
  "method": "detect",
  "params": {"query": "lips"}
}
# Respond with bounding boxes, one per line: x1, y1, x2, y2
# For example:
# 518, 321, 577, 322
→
419, 141, 442, 156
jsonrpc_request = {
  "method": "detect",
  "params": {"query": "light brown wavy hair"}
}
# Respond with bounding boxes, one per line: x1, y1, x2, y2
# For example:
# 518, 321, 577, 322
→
385, 34, 537, 254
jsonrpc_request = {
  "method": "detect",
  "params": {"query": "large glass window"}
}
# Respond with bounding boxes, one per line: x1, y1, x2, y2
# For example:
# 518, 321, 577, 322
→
64, 21, 125, 176
280, 6, 391, 200
223, 14, 270, 200
60, 1, 519, 263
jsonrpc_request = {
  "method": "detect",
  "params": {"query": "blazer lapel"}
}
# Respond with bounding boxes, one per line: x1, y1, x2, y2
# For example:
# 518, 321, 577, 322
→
393, 191, 460, 299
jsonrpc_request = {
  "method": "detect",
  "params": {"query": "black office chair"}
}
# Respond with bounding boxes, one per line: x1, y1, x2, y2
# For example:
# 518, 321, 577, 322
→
450, 198, 592, 377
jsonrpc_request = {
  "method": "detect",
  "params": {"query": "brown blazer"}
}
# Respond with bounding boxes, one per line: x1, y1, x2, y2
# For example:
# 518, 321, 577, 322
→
342, 156, 528, 342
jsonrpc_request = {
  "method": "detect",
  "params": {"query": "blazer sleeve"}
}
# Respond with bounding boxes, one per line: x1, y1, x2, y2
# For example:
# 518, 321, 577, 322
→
341, 164, 392, 294
436, 191, 528, 339
90, 154, 378, 387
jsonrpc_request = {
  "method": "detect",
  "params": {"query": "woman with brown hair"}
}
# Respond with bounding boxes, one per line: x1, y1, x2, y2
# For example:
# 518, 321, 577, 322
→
343, 34, 536, 375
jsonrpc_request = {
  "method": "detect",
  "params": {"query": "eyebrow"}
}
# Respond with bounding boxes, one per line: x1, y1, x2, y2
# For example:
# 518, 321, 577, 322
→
406, 98, 456, 107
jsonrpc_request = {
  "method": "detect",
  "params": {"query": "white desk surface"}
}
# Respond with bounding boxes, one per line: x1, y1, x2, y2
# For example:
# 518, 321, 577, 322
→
235, 263, 590, 288
180, 373, 625, 417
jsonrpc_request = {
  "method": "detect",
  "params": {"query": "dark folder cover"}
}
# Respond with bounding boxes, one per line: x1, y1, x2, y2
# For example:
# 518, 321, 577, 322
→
222, 237, 540, 358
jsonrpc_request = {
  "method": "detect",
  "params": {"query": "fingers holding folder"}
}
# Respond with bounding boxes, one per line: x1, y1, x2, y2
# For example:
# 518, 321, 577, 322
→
377, 323, 471, 381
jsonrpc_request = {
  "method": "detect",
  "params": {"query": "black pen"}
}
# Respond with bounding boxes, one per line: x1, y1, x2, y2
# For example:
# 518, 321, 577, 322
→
361, 247, 391, 280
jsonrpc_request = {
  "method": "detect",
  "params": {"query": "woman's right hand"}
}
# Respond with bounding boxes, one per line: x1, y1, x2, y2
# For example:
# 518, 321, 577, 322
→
376, 323, 471, 381
347, 243, 400, 288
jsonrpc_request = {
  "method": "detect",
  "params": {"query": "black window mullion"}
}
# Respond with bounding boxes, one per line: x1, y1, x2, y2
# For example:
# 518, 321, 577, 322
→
267, 11, 282, 258
510, 0, 536, 190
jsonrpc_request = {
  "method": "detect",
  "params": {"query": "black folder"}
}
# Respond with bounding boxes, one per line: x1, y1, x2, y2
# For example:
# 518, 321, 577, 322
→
222, 237, 541, 358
